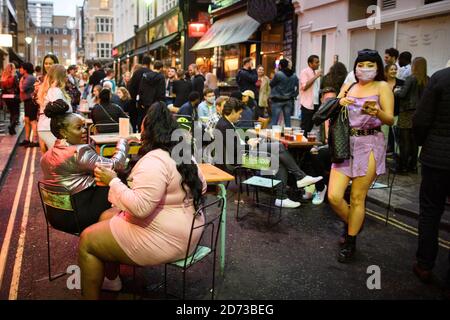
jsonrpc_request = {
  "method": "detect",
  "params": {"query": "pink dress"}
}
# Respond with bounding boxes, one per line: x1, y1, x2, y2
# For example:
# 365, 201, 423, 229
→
331, 95, 386, 178
108, 149, 207, 266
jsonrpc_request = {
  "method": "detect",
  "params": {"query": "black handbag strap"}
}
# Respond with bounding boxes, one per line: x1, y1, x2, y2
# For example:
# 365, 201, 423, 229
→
344, 82, 358, 98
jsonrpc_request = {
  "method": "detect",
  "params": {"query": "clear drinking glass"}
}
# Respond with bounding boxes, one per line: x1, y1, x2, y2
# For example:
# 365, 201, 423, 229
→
95, 159, 113, 186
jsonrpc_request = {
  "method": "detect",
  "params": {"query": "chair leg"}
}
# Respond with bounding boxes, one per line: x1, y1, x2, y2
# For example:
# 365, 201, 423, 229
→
385, 172, 396, 225
164, 264, 168, 298
211, 249, 217, 300
236, 183, 242, 221
47, 223, 66, 281
182, 269, 186, 300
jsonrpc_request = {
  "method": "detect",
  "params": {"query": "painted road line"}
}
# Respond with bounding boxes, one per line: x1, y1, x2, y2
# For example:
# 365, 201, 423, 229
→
366, 209, 450, 250
9, 147, 37, 300
0, 147, 31, 290
366, 208, 450, 247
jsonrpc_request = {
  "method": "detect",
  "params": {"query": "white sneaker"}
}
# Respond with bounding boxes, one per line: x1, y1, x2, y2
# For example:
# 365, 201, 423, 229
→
302, 185, 316, 200
101, 276, 122, 292
275, 198, 301, 208
312, 185, 327, 205
297, 175, 323, 189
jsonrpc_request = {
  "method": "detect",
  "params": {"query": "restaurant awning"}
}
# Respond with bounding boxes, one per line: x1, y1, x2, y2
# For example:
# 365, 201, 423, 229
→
148, 33, 179, 51
190, 11, 260, 51
7, 48, 24, 65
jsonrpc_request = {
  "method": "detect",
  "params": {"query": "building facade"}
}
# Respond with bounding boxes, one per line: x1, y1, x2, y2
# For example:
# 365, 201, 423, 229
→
36, 16, 76, 67
28, 0, 53, 27
293, 0, 450, 77
112, 0, 210, 80
82, 0, 114, 65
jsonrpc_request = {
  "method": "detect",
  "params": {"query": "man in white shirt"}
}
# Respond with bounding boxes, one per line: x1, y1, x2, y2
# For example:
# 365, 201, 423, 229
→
300, 55, 322, 134
397, 51, 412, 81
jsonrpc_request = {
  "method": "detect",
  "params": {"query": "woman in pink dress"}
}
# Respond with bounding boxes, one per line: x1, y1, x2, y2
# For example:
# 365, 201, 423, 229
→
78, 102, 207, 299
328, 50, 394, 263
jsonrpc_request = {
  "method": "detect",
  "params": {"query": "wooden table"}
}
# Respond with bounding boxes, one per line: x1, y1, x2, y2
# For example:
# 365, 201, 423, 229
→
198, 163, 234, 275
247, 129, 321, 148
90, 133, 141, 156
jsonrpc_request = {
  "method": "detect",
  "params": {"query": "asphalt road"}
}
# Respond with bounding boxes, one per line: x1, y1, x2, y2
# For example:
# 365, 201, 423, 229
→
0, 144, 449, 300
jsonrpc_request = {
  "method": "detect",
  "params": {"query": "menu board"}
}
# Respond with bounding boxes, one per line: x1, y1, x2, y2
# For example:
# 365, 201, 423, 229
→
283, 19, 294, 61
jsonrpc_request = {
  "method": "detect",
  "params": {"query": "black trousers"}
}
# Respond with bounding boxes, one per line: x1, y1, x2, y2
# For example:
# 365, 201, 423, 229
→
301, 105, 319, 135
258, 142, 306, 199
399, 128, 418, 170
4, 98, 20, 127
72, 186, 111, 231
417, 165, 450, 274
302, 146, 331, 192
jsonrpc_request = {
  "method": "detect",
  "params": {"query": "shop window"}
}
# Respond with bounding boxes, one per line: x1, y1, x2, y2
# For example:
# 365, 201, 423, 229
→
348, 0, 377, 21
223, 44, 240, 82
53, 40, 59, 46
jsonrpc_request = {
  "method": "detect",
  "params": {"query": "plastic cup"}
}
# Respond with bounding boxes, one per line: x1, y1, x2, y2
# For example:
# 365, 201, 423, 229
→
254, 122, 262, 134
273, 125, 282, 139
307, 132, 317, 142
95, 160, 113, 186
294, 129, 304, 142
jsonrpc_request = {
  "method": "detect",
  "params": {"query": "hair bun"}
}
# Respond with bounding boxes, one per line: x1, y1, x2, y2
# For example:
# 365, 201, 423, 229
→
44, 99, 70, 118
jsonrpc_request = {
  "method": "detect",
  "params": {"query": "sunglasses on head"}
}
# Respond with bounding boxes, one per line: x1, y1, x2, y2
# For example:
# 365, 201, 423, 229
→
358, 49, 378, 56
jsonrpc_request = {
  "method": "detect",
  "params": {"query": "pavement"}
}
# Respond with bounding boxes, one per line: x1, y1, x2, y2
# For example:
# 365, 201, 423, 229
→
0, 117, 24, 186
365, 164, 450, 232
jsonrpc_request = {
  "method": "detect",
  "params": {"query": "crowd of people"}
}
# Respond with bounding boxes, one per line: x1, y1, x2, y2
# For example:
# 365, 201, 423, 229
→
0, 43, 449, 299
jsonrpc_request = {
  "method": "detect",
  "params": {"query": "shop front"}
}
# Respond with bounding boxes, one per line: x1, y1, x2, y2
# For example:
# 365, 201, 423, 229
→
190, 0, 296, 95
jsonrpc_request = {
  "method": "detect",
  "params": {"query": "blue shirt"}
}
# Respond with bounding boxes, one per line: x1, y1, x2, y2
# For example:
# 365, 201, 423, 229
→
198, 101, 216, 118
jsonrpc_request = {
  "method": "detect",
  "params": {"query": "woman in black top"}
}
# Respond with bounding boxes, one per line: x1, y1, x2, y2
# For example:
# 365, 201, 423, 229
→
91, 88, 128, 133
117, 87, 137, 133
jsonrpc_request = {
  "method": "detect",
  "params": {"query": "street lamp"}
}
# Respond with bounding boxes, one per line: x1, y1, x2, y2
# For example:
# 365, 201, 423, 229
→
25, 36, 32, 62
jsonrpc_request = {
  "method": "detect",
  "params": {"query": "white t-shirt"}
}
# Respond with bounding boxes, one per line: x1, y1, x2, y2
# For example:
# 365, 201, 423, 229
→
38, 87, 72, 132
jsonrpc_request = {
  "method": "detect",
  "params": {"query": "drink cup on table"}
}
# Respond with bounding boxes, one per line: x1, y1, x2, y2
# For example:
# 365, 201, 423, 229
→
254, 122, 262, 134
307, 132, 317, 142
95, 159, 113, 186
273, 125, 282, 139
294, 129, 304, 142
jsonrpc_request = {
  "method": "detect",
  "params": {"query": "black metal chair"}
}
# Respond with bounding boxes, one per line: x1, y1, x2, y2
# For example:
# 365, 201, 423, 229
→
164, 187, 226, 300
37, 181, 82, 281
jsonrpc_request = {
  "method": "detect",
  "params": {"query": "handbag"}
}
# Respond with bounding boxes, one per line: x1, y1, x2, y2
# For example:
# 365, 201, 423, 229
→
313, 82, 357, 163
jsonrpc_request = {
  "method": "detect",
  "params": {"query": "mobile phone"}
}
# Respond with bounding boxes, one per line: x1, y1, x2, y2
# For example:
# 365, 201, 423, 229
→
362, 100, 376, 110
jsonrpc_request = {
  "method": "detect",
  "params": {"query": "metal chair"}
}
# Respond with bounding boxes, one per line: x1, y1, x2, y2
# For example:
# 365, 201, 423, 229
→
235, 151, 283, 225
164, 186, 226, 300
37, 181, 82, 281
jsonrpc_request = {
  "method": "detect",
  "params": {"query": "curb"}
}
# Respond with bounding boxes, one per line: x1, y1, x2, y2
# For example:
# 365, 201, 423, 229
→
0, 126, 24, 186
366, 194, 450, 232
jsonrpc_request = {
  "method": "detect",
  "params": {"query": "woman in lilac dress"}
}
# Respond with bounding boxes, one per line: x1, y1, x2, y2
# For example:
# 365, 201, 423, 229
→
328, 50, 394, 263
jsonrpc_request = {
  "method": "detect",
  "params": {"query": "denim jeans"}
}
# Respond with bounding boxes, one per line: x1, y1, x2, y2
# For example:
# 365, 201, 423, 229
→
270, 100, 294, 127
417, 165, 450, 271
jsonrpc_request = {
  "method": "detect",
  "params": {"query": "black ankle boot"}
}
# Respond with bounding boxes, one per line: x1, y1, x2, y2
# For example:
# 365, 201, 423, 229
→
339, 223, 348, 245
338, 235, 356, 263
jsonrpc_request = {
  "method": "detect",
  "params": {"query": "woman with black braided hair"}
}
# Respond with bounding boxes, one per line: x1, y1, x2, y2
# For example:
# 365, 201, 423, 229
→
40, 99, 129, 230
78, 101, 207, 299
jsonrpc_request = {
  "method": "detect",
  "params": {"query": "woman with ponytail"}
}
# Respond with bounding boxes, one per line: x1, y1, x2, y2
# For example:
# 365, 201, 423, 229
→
40, 99, 129, 231
37, 64, 72, 153
78, 102, 207, 299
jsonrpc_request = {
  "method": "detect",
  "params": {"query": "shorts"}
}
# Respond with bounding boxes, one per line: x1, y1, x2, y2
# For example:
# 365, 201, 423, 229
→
24, 99, 39, 121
